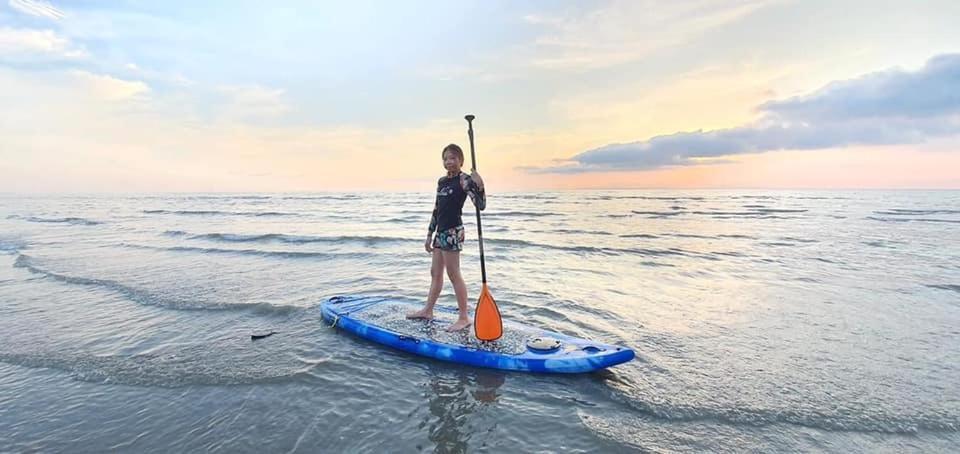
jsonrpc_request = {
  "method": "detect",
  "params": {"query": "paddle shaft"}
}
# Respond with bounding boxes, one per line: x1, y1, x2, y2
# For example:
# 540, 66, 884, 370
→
465, 115, 487, 284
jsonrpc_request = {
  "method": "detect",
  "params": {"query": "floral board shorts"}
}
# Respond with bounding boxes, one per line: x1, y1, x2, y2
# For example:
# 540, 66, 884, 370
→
432, 225, 466, 252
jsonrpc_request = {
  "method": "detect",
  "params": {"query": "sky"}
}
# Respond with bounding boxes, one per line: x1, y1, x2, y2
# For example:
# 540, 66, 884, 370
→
1, 0, 959, 193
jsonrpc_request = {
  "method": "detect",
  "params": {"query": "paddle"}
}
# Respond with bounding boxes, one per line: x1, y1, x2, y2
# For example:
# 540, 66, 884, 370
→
465, 114, 503, 341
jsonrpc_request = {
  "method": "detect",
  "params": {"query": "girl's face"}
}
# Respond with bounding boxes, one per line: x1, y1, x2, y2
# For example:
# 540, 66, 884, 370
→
443, 151, 463, 173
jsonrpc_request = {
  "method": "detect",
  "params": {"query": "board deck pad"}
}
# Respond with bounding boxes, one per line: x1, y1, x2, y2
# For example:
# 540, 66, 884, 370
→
351, 301, 539, 355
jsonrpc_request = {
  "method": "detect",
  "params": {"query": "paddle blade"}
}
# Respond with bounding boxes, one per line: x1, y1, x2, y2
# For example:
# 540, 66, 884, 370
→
474, 283, 502, 341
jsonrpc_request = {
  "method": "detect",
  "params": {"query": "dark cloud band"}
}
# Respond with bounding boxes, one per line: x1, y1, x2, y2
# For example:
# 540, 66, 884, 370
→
527, 54, 960, 174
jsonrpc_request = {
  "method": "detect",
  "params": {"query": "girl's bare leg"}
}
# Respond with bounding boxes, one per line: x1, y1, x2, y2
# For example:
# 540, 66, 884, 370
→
407, 248, 445, 319
442, 250, 471, 331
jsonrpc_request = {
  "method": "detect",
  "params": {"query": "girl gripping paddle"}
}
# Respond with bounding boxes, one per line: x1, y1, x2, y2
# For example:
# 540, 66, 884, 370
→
406, 143, 485, 331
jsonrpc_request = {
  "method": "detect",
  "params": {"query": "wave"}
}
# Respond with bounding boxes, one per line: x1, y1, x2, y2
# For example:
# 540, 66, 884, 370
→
170, 231, 413, 246
384, 216, 422, 224
183, 195, 275, 200
13, 254, 300, 315
711, 251, 748, 258
911, 218, 960, 224
589, 196, 705, 201
619, 234, 660, 239
0, 238, 26, 253
778, 236, 818, 243
481, 225, 511, 233
486, 237, 694, 258
7, 215, 102, 225
709, 215, 794, 220
631, 210, 683, 217
793, 276, 821, 283
926, 284, 960, 293
625, 231, 759, 244
862, 240, 896, 249
143, 209, 298, 217
542, 200, 591, 205
694, 209, 807, 215
0, 350, 321, 388
867, 216, 906, 223
498, 195, 559, 200
759, 242, 798, 247
719, 234, 758, 239
665, 233, 716, 240
606, 208, 807, 220
128, 194, 274, 201
874, 209, 960, 216
640, 261, 677, 267
586, 397, 960, 438
279, 195, 361, 201
484, 211, 561, 218
730, 195, 775, 200
531, 229, 614, 236
688, 210, 805, 219
867, 216, 960, 224
122, 243, 382, 261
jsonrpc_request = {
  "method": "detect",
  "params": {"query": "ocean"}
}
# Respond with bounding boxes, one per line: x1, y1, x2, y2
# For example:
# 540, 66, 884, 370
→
1, 190, 958, 452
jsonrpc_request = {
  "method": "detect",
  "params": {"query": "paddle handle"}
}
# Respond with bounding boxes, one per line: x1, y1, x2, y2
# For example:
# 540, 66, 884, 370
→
465, 114, 487, 284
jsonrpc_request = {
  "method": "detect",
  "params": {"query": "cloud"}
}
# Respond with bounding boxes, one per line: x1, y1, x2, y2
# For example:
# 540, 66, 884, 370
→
0, 26, 86, 59
8, 0, 64, 20
418, 1, 772, 82
216, 85, 290, 120
527, 53, 960, 173
0, 66, 462, 192
70, 70, 150, 101
762, 54, 960, 121
524, 0, 770, 71
122, 62, 195, 87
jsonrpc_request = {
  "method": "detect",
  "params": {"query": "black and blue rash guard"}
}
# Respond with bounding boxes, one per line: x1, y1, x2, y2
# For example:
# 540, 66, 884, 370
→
428, 172, 486, 233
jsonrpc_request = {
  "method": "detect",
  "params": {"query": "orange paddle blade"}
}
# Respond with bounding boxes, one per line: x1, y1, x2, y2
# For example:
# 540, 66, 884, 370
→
474, 283, 502, 341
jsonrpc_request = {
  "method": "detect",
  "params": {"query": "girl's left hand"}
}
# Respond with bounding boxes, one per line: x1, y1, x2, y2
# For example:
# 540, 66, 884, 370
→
470, 171, 484, 190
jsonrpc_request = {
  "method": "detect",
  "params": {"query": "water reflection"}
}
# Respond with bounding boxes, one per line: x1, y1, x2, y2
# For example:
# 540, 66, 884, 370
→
422, 366, 506, 453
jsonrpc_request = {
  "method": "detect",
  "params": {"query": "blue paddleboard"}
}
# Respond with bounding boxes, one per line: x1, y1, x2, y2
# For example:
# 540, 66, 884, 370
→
321, 295, 635, 373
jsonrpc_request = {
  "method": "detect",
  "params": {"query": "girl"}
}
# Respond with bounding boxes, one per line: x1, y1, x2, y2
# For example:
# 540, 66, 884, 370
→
406, 143, 486, 331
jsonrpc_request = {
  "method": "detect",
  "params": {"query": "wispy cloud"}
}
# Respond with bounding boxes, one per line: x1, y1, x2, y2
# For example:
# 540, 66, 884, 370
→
0, 65, 460, 191
419, 1, 773, 82
216, 85, 290, 120
0, 26, 86, 58
70, 70, 150, 101
8, 0, 64, 20
524, 0, 771, 70
123, 62, 194, 87
526, 53, 960, 173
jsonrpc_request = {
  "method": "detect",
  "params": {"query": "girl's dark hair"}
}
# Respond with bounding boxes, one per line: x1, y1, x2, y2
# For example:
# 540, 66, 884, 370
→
442, 143, 464, 163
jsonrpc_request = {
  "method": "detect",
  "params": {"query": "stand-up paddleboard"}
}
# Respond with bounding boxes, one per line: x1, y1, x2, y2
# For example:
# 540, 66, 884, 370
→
321, 295, 635, 373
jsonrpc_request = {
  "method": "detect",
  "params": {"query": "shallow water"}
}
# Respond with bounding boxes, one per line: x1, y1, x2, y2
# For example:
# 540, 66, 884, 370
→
1, 190, 959, 452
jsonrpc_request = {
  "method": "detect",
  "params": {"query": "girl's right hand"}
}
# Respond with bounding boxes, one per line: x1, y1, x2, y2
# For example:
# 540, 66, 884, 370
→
424, 236, 433, 253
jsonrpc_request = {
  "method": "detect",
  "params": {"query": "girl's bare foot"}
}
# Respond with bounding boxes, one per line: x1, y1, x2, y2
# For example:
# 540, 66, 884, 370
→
406, 308, 434, 320
445, 317, 472, 332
